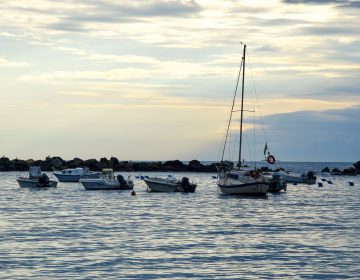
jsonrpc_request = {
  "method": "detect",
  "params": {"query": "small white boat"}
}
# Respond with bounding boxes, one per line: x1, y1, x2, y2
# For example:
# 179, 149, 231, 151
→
80, 169, 134, 190
279, 170, 316, 185
17, 166, 57, 188
53, 167, 101, 182
143, 176, 197, 193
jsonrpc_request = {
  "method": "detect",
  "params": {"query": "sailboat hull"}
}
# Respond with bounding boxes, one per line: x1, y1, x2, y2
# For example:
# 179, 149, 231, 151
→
218, 181, 269, 196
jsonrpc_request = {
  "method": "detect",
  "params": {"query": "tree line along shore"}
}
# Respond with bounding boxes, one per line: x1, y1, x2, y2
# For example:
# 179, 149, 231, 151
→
0, 156, 359, 175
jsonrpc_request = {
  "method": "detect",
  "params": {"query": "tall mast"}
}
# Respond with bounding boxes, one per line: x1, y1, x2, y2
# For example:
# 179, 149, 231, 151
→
238, 44, 246, 166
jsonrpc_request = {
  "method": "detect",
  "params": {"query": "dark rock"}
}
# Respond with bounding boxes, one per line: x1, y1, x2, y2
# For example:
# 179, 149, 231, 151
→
343, 167, 357, 176
99, 157, 112, 168
50, 157, 64, 168
188, 160, 208, 172
354, 161, 360, 171
331, 168, 343, 175
84, 159, 101, 171
162, 160, 187, 171
321, 167, 331, 173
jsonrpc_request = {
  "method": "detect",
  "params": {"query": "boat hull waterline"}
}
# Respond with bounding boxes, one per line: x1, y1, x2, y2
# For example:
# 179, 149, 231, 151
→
17, 178, 58, 188
218, 181, 269, 196
80, 178, 134, 190
144, 177, 197, 193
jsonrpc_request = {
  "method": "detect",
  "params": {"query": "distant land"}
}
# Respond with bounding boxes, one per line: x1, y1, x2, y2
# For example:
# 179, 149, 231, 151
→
1, 156, 360, 175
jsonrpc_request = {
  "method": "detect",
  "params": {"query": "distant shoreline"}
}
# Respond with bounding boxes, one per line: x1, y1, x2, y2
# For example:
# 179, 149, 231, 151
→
0, 156, 218, 173
1, 156, 359, 175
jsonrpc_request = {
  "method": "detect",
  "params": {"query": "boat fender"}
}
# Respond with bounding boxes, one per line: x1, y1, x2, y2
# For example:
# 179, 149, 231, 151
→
267, 155, 276, 164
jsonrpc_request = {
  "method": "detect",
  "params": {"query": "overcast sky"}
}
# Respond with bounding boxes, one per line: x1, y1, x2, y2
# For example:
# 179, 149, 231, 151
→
0, 0, 359, 162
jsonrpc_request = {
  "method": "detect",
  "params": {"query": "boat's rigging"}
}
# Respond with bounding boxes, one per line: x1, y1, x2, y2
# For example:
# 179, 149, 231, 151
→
220, 43, 276, 167
221, 58, 243, 163
247, 51, 272, 158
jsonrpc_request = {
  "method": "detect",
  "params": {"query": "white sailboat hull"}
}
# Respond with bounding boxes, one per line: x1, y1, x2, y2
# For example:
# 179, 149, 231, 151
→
218, 180, 268, 195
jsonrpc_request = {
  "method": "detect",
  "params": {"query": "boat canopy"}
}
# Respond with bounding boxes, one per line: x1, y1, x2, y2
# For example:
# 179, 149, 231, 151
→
29, 166, 41, 179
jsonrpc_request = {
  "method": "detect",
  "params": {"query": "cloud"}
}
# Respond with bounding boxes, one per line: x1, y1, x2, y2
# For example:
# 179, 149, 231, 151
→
260, 105, 360, 161
32, 0, 201, 32
0, 56, 29, 67
283, 0, 360, 8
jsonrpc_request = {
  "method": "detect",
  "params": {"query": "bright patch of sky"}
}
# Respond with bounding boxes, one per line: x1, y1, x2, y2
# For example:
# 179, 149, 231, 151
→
0, 0, 359, 161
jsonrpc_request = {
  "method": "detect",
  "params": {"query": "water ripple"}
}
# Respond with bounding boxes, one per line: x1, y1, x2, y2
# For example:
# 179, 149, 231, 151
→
0, 171, 359, 279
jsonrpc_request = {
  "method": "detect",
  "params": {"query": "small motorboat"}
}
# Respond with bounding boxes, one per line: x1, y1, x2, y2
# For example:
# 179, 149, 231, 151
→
53, 167, 101, 182
143, 176, 197, 193
79, 168, 134, 190
279, 170, 316, 185
17, 166, 57, 188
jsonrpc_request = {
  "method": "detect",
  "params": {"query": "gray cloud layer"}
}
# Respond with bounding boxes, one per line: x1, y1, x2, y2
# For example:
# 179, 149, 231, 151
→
283, 0, 360, 8
260, 106, 360, 161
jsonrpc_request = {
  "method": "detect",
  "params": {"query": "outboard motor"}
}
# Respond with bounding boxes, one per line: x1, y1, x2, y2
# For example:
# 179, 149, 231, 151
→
306, 171, 317, 184
117, 175, 128, 188
181, 177, 196, 193
307, 171, 316, 180
38, 173, 50, 187
181, 177, 190, 192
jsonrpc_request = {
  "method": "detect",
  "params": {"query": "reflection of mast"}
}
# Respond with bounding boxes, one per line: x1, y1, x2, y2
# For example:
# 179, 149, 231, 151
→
238, 44, 246, 167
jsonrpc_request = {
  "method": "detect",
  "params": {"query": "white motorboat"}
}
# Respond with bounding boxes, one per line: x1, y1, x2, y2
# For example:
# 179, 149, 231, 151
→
216, 44, 271, 196
80, 169, 134, 190
144, 176, 197, 193
279, 170, 316, 185
53, 167, 101, 182
17, 166, 58, 188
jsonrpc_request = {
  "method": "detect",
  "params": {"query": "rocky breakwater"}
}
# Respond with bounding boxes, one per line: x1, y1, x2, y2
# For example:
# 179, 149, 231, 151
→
0, 156, 218, 173
321, 161, 360, 176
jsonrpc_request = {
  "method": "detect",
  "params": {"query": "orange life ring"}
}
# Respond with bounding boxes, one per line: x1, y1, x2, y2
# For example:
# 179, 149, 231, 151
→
267, 155, 276, 164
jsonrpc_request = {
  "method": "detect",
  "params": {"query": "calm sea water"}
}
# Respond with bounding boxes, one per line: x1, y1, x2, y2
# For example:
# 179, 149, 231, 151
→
1, 162, 359, 279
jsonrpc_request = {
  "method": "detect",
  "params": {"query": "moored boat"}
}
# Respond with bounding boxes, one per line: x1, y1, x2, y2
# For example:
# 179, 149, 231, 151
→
217, 167, 269, 196
279, 170, 316, 185
53, 167, 101, 182
216, 44, 271, 196
79, 169, 133, 190
144, 176, 197, 193
17, 166, 57, 188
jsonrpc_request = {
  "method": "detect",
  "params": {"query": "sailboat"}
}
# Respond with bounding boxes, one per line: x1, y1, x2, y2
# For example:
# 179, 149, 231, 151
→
217, 44, 269, 196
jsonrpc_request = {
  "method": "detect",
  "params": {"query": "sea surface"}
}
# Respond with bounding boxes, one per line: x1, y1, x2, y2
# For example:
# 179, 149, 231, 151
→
0, 162, 359, 279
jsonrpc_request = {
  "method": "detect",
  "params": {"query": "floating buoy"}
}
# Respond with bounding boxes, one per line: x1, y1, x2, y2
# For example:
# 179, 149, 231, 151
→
211, 175, 217, 179
131, 190, 136, 196
267, 155, 276, 164
327, 180, 333, 184
317, 182, 323, 187
349, 182, 354, 186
